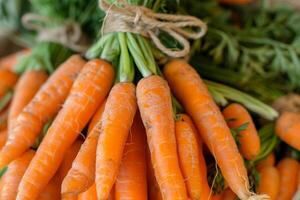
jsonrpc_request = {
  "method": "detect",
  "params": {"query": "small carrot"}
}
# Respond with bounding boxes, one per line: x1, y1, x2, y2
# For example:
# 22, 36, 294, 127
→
61, 100, 107, 197
0, 49, 30, 71
175, 114, 210, 200
276, 158, 299, 200
256, 153, 275, 170
0, 55, 86, 168
16, 59, 114, 200
8, 70, 48, 132
0, 150, 35, 200
96, 83, 137, 200
115, 114, 147, 200
275, 112, 300, 151
78, 184, 97, 200
221, 188, 237, 200
0, 69, 18, 98
0, 130, 7, 149
222, 103, 261, 160
164, 60, 266, 200
137, 75, 188, 200
257, 166, 280, 200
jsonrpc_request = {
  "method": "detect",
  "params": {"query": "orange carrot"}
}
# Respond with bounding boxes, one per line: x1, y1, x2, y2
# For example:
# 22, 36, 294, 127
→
212, 193, 222, 200
218, 0, 253, 5
61, 100, 106, 197
0, 55, 86, 168
0, 49, 30, 71
175, 114, 210, 200
222, 103, 261, 160
0, 69, 18, 98
256, 153, 275, 170
0, 107, 9, 131
164, 60, 266, 200
78, 184, 97, 200
137, 75, 188, 200
0, 150, 35, 200
37, 176, 61, 200
0, 130, 7, 149
221, 188, 237, 200
275, 112, 300, 151
8, 70, 48, 132
96, 82, 137, 200
16, 59, 114, 200
115, 114, 147, 200
276, 158, 299, 200
257, 166, 280, 200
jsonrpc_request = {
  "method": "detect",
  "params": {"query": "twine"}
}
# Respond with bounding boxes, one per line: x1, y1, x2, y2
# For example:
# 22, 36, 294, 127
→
22, 13, 88, 53
99, 0, 207, 58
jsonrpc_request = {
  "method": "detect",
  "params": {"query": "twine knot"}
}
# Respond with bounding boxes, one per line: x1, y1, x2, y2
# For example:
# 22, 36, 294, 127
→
100, 0, 207, 58
22, 13, 88, 52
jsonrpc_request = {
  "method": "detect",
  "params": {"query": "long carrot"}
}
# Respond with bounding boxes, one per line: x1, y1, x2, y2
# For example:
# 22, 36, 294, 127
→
163, 59, 266, 200
0, 150, 35, 200
275, 112, 300, 151
276, 158, 299, 200
16, 59, 114, 200
115, 113, 147, 200
222, 103, 260, 160
61, 100, 106, 197
175, 114, 210, 200
257, 166, 280, 200
0, 130, 7, 149
78, 184, 97, 200
0, 55, 86, 168
256, 153, 275, 170
0, 69, 18, 98
96, 82, 137, 200
137, 75, 188, 200
8, 70, 48, 132
0, 49, 30, 71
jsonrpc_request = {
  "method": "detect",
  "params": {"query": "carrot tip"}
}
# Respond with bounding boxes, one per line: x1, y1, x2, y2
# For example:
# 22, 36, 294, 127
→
247, 194, 270, 200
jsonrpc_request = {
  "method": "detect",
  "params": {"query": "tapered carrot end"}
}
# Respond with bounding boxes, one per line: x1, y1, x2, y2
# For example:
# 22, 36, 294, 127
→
247, 194, 270, 200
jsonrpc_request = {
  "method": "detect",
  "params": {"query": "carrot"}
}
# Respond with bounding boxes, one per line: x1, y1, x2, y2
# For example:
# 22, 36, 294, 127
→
61, 100, 107, 197
218, 0, 253, 5
0, 69, 18, 98
222, 103, 261, 160
115, 114, 147, 200
0, 107, 9, 131
257, 166, 280, 200
137, 75, 188, 200
163, 60, 266, 200
256, 153, 275, 170
221, 188, 237, 200
0, 130, 7, 149
78, 184, 97, 200
0, 49, 30, 71
175, 114, 210, 200
275, 112, 300, 151
8, 70, 48, 132
16, 59, 114, 200
212, 193, 222, 200
96, 82, 137, 200
38, 139, 82, 200
276, 158, 299, 200
0, 55, 86, 168
0, 150, 35, 200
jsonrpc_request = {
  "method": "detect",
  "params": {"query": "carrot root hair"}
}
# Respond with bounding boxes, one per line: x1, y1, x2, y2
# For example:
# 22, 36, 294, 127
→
246, 194, 269, 200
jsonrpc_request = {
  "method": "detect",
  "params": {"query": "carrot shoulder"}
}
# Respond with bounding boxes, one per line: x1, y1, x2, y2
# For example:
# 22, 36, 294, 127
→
222, 103, 260, 160
61, 100, 106, 196
175, 114, 210, 200
0, 150, 35, 200
0, 55, 86, 168
8, 70, 48, 132
16, 59, 114, 200
137, 75, 188, 200
115, 114, 148, 200
163, 60, 266, 200
96, 82, 137, 200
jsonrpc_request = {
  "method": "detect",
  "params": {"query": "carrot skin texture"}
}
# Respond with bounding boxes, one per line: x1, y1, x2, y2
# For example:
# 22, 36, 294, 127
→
257, 166, 280, 200
61, 101, 106, 196
0, 55, 86, 168
164, 60, 255, 200
175, 114, 210, 200
222, 103, 260, 160
16, 59, 114, 200
0, 150, 35, 200
115, 114, 148, 200
8, 70, 48, 133
0, 69, 18, 98
78, 184, 97, 200
276, 158, 299, 200
96, 83, 137, 200
275, 112, 300, 151
137, 75, 188, 200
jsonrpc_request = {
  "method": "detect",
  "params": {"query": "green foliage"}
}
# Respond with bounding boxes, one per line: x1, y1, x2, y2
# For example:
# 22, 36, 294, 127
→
0, 166, 7, 178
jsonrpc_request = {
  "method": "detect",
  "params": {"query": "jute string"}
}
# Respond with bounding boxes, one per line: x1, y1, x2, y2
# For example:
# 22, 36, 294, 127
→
22, 13, 88, 52
99, 0, 207, 58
